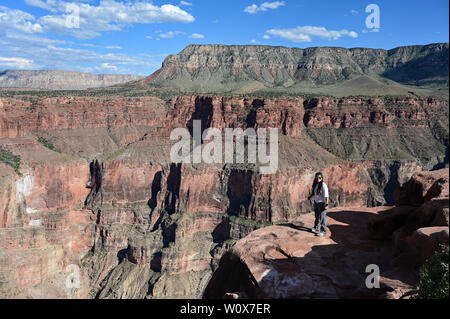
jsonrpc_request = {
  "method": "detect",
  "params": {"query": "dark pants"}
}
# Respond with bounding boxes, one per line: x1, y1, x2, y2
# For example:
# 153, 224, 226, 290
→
314, 202, 327, 232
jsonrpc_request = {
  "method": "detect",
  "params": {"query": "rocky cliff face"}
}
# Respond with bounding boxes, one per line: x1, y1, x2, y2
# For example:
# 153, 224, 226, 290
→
137, 43, 449, 97
203, 169, 449, 299
0, 70, 143, 90
0, 91, 448, 298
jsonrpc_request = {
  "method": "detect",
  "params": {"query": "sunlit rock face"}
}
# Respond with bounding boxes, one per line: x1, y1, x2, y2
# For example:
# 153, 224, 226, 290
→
0, 70, 448, 298
140, 43, 449, 96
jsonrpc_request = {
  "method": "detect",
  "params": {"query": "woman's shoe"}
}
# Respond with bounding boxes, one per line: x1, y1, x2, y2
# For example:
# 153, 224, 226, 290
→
316, 231, 326, 237
311, 227, 318, 233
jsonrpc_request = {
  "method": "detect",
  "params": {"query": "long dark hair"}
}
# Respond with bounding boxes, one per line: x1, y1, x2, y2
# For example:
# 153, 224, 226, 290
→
311, 172, 324, 195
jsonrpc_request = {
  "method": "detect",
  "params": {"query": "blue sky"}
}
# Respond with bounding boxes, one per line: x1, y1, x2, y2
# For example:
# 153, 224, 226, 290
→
0, 0, 448, 76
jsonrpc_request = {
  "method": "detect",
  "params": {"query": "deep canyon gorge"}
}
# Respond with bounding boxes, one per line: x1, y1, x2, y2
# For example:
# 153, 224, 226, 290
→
0, 43, 448, 299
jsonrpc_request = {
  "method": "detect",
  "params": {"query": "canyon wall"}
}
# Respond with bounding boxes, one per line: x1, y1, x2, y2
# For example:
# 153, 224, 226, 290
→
0, 94, 448, 298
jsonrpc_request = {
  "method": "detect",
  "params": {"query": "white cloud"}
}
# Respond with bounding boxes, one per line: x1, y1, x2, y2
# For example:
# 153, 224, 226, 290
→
266, 26, 359, 42
98, 62, 118, 71
0, 57, 34, 69
25, 0, 195, 39
1, 31, 69, 46
244, 1, 285, 14
24, 0, 58, 12
362, 29, 380, 33
180, 1, 192, 6
263, 34, 271, 39
0, 5, 165, 75
189, 33, 205, 39
149, 31, 204, 40
105, 45, 122, 50
0, 7, 44, 34
148, 30, 205, 40
159, 30, 186, 38
260, 1, 286, 9
244, 4, 259, 14
0, 32, 163, 74
41, 45, 162, 73
78, 43, 122, 50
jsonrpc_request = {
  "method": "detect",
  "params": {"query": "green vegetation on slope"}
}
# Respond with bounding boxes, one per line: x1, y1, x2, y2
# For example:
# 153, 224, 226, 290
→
414, 245, 449, 299
0, 147, 21, 176
37, 136, 58, 152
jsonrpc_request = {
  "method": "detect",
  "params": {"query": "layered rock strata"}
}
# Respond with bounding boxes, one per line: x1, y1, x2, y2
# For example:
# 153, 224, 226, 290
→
0, 93, 447, 298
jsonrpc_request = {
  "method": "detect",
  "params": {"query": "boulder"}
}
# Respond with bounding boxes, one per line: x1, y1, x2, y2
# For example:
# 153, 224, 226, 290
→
371, 168, 448, 241
394, 169, 448, 207
392, 227, 449, 268
404, 198, 449, 234
378, 268, 419, 299
431, 206, 449, 227
367, 206, 415, 239
424, 175, 449, 202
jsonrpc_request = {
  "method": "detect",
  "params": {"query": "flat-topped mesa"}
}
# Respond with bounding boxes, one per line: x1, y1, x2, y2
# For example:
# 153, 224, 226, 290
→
144, 43, 449, 95
0, 70, 144, 90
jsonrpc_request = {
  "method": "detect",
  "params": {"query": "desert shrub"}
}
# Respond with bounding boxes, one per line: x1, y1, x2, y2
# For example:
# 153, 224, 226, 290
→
37, 136, 57, 152
0, 147, 21, 175
414, 244, 449, 299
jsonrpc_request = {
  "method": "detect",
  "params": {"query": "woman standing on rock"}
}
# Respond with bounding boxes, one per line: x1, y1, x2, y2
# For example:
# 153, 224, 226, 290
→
308, 172, 329, 237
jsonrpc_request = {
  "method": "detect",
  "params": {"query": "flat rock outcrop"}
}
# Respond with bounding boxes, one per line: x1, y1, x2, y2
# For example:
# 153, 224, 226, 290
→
203, 207, 410, 299
0, 70, 143, 90
204, 169, 448, 299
